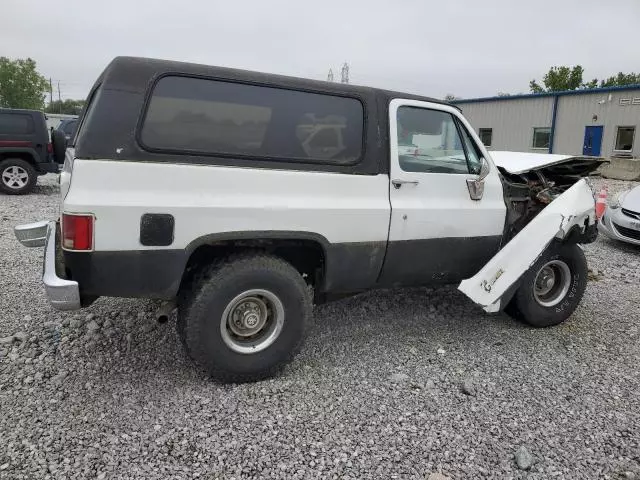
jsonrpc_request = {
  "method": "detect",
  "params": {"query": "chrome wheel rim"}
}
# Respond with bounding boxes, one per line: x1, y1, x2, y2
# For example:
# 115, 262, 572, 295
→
220, 289, 284, 354
533, 260, 571, 307
1, 166, 29, 189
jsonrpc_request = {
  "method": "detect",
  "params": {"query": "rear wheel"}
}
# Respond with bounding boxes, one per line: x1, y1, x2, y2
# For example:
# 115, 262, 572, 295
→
0, 158, 36, 195
505, 243, 587, 328
177, 254, 311, 383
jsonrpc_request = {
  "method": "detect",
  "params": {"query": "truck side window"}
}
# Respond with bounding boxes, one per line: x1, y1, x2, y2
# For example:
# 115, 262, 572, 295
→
140, 76, 363, 165
396, 107, 471, 174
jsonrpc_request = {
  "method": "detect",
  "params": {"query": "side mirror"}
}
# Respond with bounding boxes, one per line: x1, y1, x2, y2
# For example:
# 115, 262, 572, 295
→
51, 129, 67, 164
466, 157, 490, 201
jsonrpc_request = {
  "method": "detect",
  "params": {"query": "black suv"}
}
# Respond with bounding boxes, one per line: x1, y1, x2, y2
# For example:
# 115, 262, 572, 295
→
0, 109, 65, 194
57, 118, 78, 143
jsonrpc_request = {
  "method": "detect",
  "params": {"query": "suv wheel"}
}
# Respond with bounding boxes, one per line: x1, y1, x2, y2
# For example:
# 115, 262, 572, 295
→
0, 158, 37, 195
177, 254, 312, 383
504, 243, 587, 328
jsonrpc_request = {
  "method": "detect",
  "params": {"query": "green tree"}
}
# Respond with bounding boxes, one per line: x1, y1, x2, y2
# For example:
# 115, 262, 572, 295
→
46, 99, 85, 115
0, 57, 49, 110
444, 94, 458, 101
599, 72, 640, 87
529, 65, 597, 93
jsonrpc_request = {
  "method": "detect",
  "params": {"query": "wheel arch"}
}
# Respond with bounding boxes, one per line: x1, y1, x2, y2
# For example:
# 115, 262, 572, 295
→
0, 149, 39, 166
179, 231, 330, 296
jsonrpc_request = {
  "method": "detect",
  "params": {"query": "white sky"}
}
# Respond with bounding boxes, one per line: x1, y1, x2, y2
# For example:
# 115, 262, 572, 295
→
2, 0, 639, 101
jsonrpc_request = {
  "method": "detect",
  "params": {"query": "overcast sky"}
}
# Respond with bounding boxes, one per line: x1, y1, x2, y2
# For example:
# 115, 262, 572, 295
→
2, 0, 639, 101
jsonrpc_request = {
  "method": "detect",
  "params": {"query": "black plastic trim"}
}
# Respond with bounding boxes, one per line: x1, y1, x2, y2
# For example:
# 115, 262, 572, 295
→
140, 213, 175, 246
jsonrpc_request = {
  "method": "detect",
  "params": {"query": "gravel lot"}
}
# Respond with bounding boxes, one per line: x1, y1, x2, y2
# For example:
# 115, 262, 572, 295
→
1, 174, 639, 479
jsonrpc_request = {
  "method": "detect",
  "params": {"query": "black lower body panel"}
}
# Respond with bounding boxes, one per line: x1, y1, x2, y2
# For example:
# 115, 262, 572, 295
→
62, 236, 503, 302
324, 241, 387, 292
377, 236, 503, 287
64, 250, 188, 300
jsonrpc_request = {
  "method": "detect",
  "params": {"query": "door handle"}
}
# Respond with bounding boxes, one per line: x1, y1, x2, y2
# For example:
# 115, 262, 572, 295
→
392, 179, 419, 189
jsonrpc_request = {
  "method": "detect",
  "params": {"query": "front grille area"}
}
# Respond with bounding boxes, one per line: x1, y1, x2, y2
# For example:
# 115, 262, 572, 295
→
622, 208, 640, 220
613, 222, 640, 241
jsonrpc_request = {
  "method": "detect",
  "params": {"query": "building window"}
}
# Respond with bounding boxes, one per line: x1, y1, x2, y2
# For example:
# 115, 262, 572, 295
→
478, 128, 492, 147
532, 127, 551, 149
614, 126, 635, 152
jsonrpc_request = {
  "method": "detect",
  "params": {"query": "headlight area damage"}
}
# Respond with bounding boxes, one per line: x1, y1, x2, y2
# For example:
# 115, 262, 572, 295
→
459, 152, 604, 312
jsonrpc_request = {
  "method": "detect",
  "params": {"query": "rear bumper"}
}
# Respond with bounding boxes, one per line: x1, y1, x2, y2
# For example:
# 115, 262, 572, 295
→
14, 220, 49, 247
15, 221, 81, 311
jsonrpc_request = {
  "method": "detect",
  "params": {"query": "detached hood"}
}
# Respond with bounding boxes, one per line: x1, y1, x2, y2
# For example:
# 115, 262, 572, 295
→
490, 151, 606, 176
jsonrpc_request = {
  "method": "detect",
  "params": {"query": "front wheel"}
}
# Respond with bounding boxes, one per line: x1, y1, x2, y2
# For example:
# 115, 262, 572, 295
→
177, 254, 312, 383
504, 243, 588, 328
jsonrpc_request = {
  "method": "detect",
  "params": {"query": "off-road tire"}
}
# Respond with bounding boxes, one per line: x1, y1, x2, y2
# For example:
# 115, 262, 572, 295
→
0, 158, 37, 195
505, 243, 587, 328
177, 254, 312, 383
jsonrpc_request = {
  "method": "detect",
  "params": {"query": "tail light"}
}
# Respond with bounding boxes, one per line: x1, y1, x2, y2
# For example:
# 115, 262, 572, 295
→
62, 214, 94, 251
47, 142, 53, 154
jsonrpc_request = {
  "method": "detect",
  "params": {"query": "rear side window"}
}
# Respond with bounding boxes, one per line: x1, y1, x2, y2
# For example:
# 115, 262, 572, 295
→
62, 120, 78, 134
73, 86, 102, 147
140, 76, 364, 164
0, 113, 35, 135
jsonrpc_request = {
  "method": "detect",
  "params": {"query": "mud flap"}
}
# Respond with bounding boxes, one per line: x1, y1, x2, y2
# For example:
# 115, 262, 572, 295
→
458, 179, 596, 312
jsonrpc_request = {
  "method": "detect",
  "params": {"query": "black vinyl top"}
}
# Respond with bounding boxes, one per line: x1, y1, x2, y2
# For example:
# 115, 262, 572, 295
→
95, 56, 449, 108
75, 56, 453, 175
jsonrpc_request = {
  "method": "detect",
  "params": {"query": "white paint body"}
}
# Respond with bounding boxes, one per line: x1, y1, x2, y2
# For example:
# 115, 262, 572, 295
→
62, 160, 391, 251
458, 179, 596, 310
388, 99, 506, 241
489, 151, 599, 175
57, 100, 595, 310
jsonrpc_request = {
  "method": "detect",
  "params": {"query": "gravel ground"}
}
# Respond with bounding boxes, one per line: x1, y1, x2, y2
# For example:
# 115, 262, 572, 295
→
1, 174, 639, 479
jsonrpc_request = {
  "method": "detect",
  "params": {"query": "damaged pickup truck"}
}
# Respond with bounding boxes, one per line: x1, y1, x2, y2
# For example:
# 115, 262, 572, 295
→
14, 57, 603, 382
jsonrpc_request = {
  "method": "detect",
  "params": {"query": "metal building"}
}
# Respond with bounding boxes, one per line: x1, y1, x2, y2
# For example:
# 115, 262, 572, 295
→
453, 85, 640, 158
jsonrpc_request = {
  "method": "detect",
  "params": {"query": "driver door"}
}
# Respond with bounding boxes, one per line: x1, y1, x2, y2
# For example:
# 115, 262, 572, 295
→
378, 99, 506, 286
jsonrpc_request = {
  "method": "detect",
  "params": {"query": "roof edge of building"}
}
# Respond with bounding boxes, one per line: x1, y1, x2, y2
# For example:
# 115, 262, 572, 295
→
452, 84, 640, 104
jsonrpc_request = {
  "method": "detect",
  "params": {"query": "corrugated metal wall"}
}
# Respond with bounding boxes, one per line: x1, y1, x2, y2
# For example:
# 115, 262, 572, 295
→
456, 89, 640, 158
553, 89, 640, 157
457, 98, 554, 153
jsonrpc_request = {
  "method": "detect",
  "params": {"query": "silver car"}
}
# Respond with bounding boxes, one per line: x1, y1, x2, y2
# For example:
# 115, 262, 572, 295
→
598, 185, 640, 245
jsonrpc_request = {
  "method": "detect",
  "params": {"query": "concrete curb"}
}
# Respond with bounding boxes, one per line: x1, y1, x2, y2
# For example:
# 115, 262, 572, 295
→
599, 157, 640, 181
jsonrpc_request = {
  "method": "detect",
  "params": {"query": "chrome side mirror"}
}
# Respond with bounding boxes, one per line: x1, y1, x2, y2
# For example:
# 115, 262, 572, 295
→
466, 158, 490, 201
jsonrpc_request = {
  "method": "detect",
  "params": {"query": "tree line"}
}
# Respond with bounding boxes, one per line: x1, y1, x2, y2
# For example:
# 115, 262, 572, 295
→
1, 56, 638, 109
0, 57, 85, 114
446, 65, 640, 100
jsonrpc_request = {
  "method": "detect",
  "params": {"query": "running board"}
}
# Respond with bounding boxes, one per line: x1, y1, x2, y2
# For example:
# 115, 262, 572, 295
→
458, 179, 596, 312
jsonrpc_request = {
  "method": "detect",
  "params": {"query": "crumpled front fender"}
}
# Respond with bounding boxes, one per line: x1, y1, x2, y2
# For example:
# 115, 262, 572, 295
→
458, 178, 596, 312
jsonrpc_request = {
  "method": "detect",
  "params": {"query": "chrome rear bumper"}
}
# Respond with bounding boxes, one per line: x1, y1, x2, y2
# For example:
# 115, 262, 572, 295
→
14, 220, 49, 247
14, 221, 81, 311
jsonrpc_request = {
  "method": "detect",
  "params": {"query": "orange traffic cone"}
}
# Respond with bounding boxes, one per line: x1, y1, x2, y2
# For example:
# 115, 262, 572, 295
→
595, 185, 608, 219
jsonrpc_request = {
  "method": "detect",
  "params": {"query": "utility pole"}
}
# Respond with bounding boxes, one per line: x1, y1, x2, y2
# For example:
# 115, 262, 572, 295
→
340, 62, 349, 84
57, 81, 61, 113
327, 68, 334, 82
49, 78, 53, 109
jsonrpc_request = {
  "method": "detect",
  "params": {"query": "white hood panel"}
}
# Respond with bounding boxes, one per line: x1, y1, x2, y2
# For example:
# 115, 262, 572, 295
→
489, 151, 601, 175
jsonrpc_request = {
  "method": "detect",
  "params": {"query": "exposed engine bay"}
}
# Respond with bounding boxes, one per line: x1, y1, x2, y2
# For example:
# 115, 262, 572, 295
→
490, 152, 607, 243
